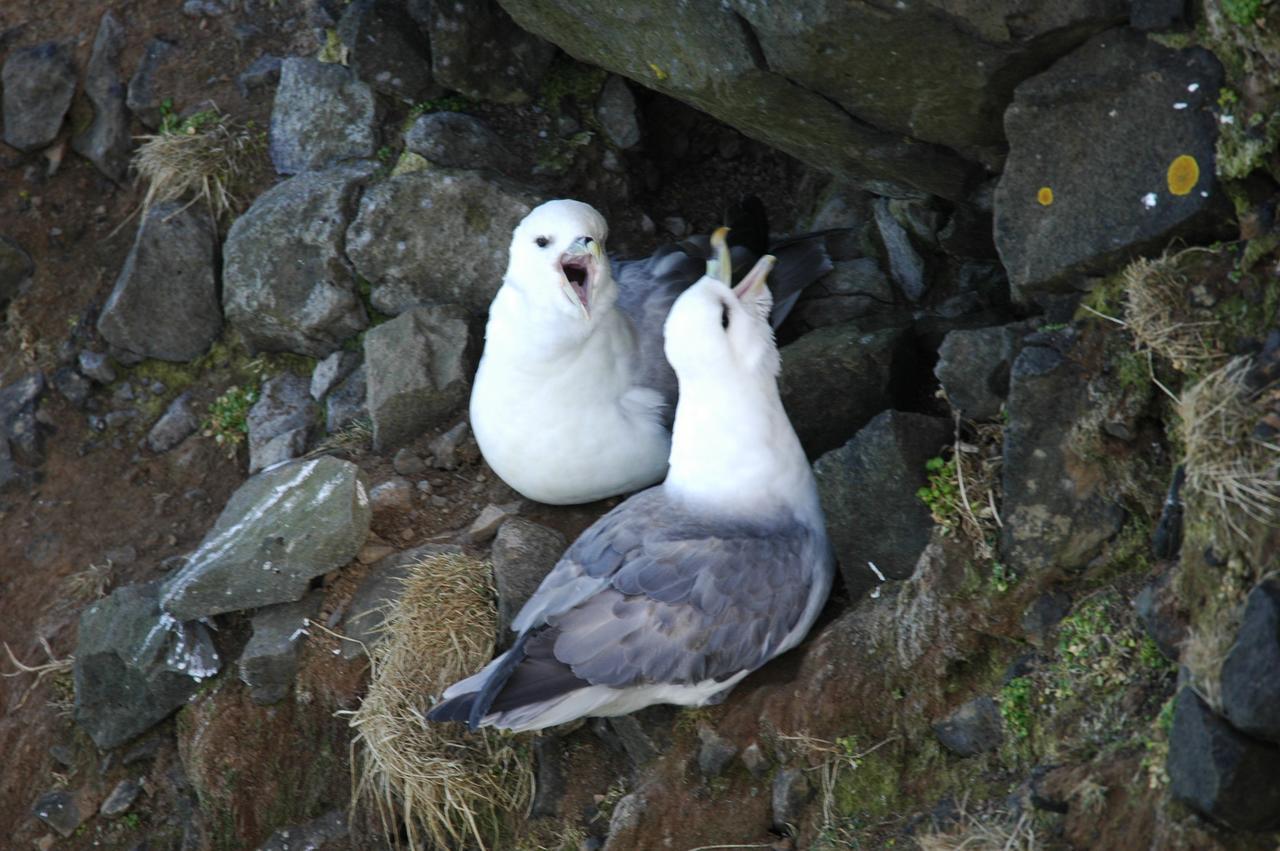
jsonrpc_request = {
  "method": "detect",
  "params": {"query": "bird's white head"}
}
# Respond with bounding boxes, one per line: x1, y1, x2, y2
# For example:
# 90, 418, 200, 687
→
503, 199, 614, 323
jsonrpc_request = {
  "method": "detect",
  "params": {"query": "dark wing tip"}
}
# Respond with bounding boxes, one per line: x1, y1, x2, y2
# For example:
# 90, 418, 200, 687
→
425, 692, 477, 725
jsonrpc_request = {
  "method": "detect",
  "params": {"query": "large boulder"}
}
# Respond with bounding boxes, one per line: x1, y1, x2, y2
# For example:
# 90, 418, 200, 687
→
269, 58, 378, 175
97, 201, 222, 362
73, 582, 221, 749
994, 29, 1228, 303
2, 42, 75, 152
160, 456, 371, 620
346, 169, 537, 318
222, 163, 374, 357
413, 0, 554, 104
337, 0, 439, 102
71, 12, 132, 183
1220, 578, 1280, 744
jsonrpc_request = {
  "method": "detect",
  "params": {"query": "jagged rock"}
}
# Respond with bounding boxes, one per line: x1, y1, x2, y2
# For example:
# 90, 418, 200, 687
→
428, 421, 469, 469
369, 478, 413, 513
364, 306, 474, 450
0, 371, 45, 464
1000, 340, 1126, 575
1134, 569, 1187, 662
874, 198, 926, 302
310, 350, 360, 400
2, 42, 75, 152
53, 367, 90, 408
696, 726, 738, 777
602, 788, 648, 851
73, 582, 220, 749
246, 373, 316, 474
392, 447, 427, 476
0, 235, 35, 307
239, 590, 324, 705
602, 711, 674, 766
339, 543, 462, 659
779, 323, 906, 457
148, 392, 198, 453
97, 201, 221, 363
100, 779, 141, 817
935, 321, 1032, 421
530, 736, 566, 818
994, 30, 1226, 303
223, 163, 374, 357
412, 0, 554, 104
403, 112, 519, 173
1220, 577, 1280, 743
236, 53, 283, 98
1167, 687, 1280, 831
346, 169, 537, 318
337, 0, 438, 101
127, 37, 177, 128
467, 502, 519, 544
794, 257, 895, 329
32, 791, 81, 837
933, 696, 1004, 756
78, 351, 116, 384
160, 456, 371, 620
257, 809, 348, 851
491, 518, 566, 636
326, 363, 368, 432
771, 767, 813, 833
814, 410, 950, 599
269, 58, 377, 174
596, 76, 641, 149
72, 12, 131, 182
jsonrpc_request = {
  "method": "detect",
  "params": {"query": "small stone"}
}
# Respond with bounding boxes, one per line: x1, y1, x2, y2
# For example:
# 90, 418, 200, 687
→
247, 374, 317, 474
78, 351, 116, 384
369, 478, 413, 513
0, 235, 35, 308
53, 367, 90, 408
696, 726, 738, 777
1022, 589, 1072, 645
873, 198, 926, 302
257, 810, 348, 851
530, 736, 567, 818
326, 364, 368, 433
356, 542, 396, 565
413, 0, 554, 104
104, 545, 137, 567
72, 12, 131, 183
147, 392, 199, 454
662, 216, 689, 237
339, 543, 463, 659
236, 53, 283, 99
741, 742, 770, 778
935, 322, 1032, 421
337, 0, 437, 101
771, 768, 813, 833
429, 421, 470, 470
48, 744, 75, 767
310, 350, 360, 401
596, 76, 641, 149
933, 696, 1004, 756
32, 790, 80, 837
127, 38, 177, 129
99, 778, 141, 817
392, 447, 427, 476
1134, 569, 1187, 663
467, 502, 519, 544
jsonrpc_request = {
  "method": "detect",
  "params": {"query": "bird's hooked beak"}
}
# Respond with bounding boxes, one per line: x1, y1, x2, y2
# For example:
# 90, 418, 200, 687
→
560, 235, 602, 320
733, 254, 775, 299
707, 227, 732, 286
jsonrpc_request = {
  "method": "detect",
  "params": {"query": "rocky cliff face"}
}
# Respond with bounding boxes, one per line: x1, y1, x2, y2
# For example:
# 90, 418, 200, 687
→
1, 1, 1279, 849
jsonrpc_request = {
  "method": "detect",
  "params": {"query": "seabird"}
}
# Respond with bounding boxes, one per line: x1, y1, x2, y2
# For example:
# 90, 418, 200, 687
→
469, 199, 831, 505
429, 233, 834, 731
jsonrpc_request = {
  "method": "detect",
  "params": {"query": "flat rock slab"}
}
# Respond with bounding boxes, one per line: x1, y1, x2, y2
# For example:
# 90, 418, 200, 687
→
2, 42, 76, 152
73, 582, 221, 750
160, 456, 371, 620
270, 57, 377, 174
995, 29, 1227, 302
1220, 577, 1280, 743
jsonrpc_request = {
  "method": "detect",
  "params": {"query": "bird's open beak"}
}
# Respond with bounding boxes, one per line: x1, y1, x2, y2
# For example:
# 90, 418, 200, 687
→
733, 254, 775, 299
560, 236, 601, 320
707, 227, 732, 286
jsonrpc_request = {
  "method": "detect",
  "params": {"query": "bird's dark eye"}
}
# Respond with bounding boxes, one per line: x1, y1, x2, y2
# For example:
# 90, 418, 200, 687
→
535, 236, 550, 248
720, 304, 731, 331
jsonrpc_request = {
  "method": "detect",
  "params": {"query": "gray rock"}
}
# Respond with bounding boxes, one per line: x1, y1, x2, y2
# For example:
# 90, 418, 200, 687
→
246, 373, 316, 474
1022, 588, 1072, 645
310, 350, 360, 400
696, 726, 738, 777
53, 367, 91, 408
339, 543, 462, 659
467, 502, 518, 544
236, 53, 283, 99
994, 30, 1226, 303
779, 323, 906, 457
814, 410, 950, 599
741, 742, 770, 778
0, 371, 45, 464
160, 456, 371, 620
369, 477, 413, 513
257, 809, 348, 851
239, 590, 324, 705
100, 778, 142, 817
32, 790, 81, 837
97, 201, 222, 363
0, 235, 35, 307
78, 350, 116, 384
771, 767, 813, 833
933, 696, 1004, 756
428, 420, 469, 469
337, 0, 438, 101
603, 712, 672, 766
223, 163, 374, 356
269, 58, 377, 175
364, 305, 474, 450
2, 42, 75, 152
326, 363, 369, 432
596, 76, 641, 149
127, 37, 177, 129
1221, 577, 1280, 743
346, 169, 537, 318
1132, 0, 1189, 30
1168, 687, 1280, 831
530, 736, 566, 818
183, 0, 225, 16
1134, 569, 1187, 662
873, 198, 926, 302
794, 258, 895, 329
491, 518, 566, 636
403, 112, 519, 173
935, 322, 1032, 421
148, 392, 199, 453
73, 582, 220, 749
601, 789, 647, 851
72, 12, 131, 182
392, 446, 427, 476
413, 0, 554, 104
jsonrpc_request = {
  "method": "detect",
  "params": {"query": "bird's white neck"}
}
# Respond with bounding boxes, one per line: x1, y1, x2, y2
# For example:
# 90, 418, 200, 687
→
485, 281, 629, 366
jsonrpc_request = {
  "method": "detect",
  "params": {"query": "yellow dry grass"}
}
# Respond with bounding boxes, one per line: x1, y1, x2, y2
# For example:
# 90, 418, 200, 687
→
131, 109, 260, 226
347, 552, 534, 849
1121, 251, 1227, 373
915, 800, 1043, 851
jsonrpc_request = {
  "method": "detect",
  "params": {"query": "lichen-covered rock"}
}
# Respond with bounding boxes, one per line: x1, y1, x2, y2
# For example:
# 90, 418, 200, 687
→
127, 37, 177, 129
346, 169, 538, 318
2, 42, 75, 152
160, 456, 371, 620
338, 0, 438, 101
934, 321, 1032, 421
223, 163, 373, 356
246, 373, 316, 474
238, 590, 324, 705
403, 112, 520, 173
414, 0, 554, 104
492, 518, 566, 637
72, 12, 132, 183
97, 201, 222, 363
1220, 577, 1280, 744
994, 29, 1228, 302
0, 235, 35, 308
73, 582, 220, 749
269, 58, 377, 174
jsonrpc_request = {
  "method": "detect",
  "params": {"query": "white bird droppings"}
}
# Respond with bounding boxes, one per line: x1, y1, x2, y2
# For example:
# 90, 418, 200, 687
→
1188, 82, 1200, 92
1173, 102, 1188, 110
1141, 192, 1158, 209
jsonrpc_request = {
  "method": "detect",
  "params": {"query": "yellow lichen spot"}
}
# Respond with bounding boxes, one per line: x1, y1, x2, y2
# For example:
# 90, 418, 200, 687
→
1037, 186, 1054, 206
648, 62, 669, 81
1167, 154, 1200, 196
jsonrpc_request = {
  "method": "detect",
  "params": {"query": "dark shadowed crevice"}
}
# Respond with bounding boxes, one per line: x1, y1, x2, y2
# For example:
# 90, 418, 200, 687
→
732, 11, 770, 72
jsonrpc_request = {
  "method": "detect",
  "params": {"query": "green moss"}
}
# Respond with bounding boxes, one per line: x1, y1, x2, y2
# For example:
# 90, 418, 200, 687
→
916, 455, 960, 529
538, 54, 608, 112
1222, 0, 1264, 26
999, 676, 1034, 742
828, 737, 902, 823
1114, 349, 1150, 391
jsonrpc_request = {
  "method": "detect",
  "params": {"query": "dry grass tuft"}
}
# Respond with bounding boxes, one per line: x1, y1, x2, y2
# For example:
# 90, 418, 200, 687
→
64, 559, 113, 601
1122, 251, 1228, 373
916, 799, 1043, 851
348, 552, 534, 849
777, 732, 897, 840
309, 418, 374, 458
1181, 614, 1241, 713
3, 638, 74, 711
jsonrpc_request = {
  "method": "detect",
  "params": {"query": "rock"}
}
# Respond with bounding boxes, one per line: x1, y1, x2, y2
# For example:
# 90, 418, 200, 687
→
428, 421, 469, 469
771, 767, 813, 833
0, 371, 45, 464
696, 726, 738, 777
246, 373, 316, 474
269, 58, 377, 175
467, 502, 518, 544
236, 53, 283, 99
1000, 341, 1126, 575
596, 76, 641, 149
994, 30, 1226, 303
1022, 588, 1072, 645
0, 235, 35, 307
392, 447, 427, 476
310, 350, 360, 400
873, 198, 926, 302
346, 169, 537, 319
78, 351, 116, 384
72, 12, 131, 182
339, 543, 462, 659
369, 478, 413, 513
160, 456, 371, 620
491, 518, 566, 636
127, 37, 177, 129
1134, 569, 1187, 662
2, 42, 75, 152
814, 410, 950, 598
779, 323, 906, 457
794, 258, 895, 330
239, 591, 324, 705
935, 321, 1032, 421
223, 163, 374, 357
1220, 577, 1280, 743
741, 742, 770, 778
74, 582, 220, 749
337, 0, 438, 101
1132, 0, 1189, 30
601, 789, 647, 851
143, 394, 195, 454
364, 306, 474, 450
403, 112, 519, 173
530, 736, 566, 818
97, 201, 221, 363
603, 712, 673, 766
413, 0, 554, 104
933, 696, 1004, 756
31, 791, 81, 837
1167, 687, 1280, 831
326, 363, 369, 432
53, 367, 90, 408
257, 809, 347, 851
100, 778, 141, 817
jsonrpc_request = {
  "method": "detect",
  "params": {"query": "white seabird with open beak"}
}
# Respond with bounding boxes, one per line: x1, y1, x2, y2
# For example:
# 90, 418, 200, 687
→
429, 231, 834, 732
